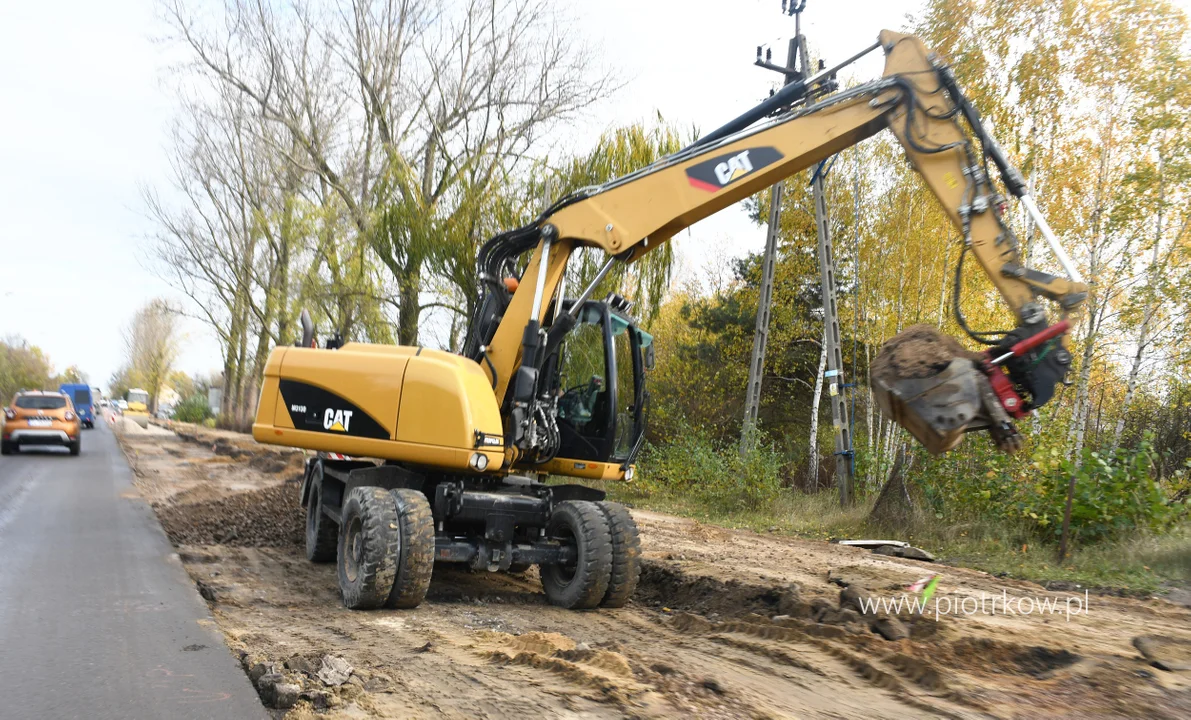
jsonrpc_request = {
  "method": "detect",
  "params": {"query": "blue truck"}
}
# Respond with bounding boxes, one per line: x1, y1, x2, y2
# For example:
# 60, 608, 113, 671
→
58, 384, 94, 428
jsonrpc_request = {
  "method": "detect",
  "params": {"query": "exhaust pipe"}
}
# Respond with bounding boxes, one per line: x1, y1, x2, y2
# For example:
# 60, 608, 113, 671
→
298, 309, 315, 348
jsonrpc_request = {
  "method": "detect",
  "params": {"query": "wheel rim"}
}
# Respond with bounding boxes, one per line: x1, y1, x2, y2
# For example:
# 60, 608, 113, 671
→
344, 516, 363, 583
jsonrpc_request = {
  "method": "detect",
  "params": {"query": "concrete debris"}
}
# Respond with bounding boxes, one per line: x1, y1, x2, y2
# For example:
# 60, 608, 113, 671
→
317, 655, 354, 686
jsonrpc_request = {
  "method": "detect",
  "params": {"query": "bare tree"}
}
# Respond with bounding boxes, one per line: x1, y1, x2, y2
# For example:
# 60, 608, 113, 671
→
124, 300, 181, 413
161, 0, 614, 345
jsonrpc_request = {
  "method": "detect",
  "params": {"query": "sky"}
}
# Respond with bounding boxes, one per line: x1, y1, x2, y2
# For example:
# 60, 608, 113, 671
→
1, 0, 1188, 391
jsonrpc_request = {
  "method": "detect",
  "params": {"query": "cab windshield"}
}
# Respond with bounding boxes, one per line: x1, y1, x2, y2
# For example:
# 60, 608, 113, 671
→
553, 302, 647, 464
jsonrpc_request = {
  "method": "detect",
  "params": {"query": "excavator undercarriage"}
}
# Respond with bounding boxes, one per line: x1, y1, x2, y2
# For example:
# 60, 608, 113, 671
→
251, 29, 1088, 611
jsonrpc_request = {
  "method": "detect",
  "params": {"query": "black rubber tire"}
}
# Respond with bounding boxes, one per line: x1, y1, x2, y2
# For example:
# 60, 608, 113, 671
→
541, 500, 613, 610
0, 441, 12, 456
306, 481, 338, 563
337, 487, 399, 610
596, 501, 641, 608
384, 489, 435, 609
68, 439, 81, 456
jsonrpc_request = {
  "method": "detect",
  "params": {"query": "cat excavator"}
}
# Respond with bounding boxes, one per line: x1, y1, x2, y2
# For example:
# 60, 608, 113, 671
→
251, 30, 1088, 611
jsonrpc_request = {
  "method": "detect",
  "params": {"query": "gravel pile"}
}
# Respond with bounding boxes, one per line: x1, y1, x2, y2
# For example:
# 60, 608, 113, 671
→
157, 480, 305, 548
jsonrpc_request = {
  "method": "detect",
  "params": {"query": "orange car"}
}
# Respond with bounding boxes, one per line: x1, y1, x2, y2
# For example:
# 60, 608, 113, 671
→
1, 390, 82, 456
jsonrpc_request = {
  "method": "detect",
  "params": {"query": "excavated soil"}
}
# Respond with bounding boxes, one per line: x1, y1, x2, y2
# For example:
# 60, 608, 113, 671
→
873, 324, 982, 384
117, 425, 1191, 719
156, 481, 305, 547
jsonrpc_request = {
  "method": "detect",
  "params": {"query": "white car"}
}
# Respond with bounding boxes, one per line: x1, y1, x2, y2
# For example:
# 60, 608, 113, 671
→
116, 399, 128, 411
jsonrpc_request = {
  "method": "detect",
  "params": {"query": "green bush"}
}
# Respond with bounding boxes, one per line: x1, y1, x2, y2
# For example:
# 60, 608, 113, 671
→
915, 433, 1185, 545
638, 423, 784, 513
172, 393, 212, 424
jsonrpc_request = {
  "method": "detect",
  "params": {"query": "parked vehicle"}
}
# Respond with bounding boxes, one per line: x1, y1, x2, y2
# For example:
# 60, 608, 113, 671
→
2, 390, 81, 456
59, 383, 95, 428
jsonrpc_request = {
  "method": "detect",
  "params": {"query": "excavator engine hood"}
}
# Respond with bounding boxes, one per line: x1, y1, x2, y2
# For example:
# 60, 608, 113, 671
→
252, 343, 506, 472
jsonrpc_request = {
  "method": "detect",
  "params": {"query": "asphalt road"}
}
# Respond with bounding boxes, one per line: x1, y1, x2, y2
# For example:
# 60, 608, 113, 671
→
0, 420, 265, 719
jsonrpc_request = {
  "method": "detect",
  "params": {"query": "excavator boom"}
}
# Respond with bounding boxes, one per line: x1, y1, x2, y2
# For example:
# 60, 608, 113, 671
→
470, 30, 1087, 462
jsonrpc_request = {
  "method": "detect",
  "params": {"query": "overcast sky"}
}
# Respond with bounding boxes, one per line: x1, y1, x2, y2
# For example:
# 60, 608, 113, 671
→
1, 0, 1187, 391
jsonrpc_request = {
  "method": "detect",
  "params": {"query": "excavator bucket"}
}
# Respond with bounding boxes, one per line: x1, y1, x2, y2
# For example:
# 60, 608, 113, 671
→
871, 325, 1006, 455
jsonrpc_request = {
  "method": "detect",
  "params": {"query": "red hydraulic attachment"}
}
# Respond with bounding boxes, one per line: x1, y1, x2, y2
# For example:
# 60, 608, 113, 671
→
979, 320, 1071, 418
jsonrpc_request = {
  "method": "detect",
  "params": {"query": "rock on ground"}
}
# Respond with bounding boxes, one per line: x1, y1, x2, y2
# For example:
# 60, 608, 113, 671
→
317, 656, 354, 686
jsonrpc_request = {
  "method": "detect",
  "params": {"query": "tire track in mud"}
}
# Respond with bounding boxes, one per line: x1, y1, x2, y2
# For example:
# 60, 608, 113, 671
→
631, 560, 1012, 716
664, 611, 982, 719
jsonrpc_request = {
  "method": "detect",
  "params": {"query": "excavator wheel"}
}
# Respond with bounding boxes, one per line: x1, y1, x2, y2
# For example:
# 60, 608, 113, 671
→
872, 324, 1021, 455
306, 479, 338, 563
596, 501, 641, 608
383, 489, 435, 609
541, 501, 613, 609
337, 487, 399, 610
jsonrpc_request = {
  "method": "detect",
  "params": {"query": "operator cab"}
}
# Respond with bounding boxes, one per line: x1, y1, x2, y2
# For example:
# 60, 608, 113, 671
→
546, 295, 652, 466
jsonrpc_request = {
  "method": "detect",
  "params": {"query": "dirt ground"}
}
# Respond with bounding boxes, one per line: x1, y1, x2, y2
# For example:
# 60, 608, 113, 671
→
115, 421, 1191, 719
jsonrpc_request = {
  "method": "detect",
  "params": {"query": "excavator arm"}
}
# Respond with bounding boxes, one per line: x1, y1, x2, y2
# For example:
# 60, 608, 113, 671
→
466, 30, 1087, 470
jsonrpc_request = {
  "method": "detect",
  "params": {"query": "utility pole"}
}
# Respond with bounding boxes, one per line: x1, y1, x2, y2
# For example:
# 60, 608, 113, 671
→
799, 35, 856, 505
740, 2, 805, 455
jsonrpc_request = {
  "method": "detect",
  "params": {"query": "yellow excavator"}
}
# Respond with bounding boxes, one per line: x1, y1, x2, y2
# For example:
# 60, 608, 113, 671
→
251, 30, 1087, 611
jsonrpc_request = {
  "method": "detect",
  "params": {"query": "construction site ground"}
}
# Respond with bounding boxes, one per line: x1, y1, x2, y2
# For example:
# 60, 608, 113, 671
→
115, 420, 1191, 719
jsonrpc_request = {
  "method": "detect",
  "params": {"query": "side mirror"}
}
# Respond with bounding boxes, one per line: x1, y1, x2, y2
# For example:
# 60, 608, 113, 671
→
644, 343, 656, 370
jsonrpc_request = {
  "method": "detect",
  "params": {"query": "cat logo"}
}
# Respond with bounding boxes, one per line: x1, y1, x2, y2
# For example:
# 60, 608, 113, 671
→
686, 146, 783, 192
323, 408, 354, 433
714, 150, 754, 184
